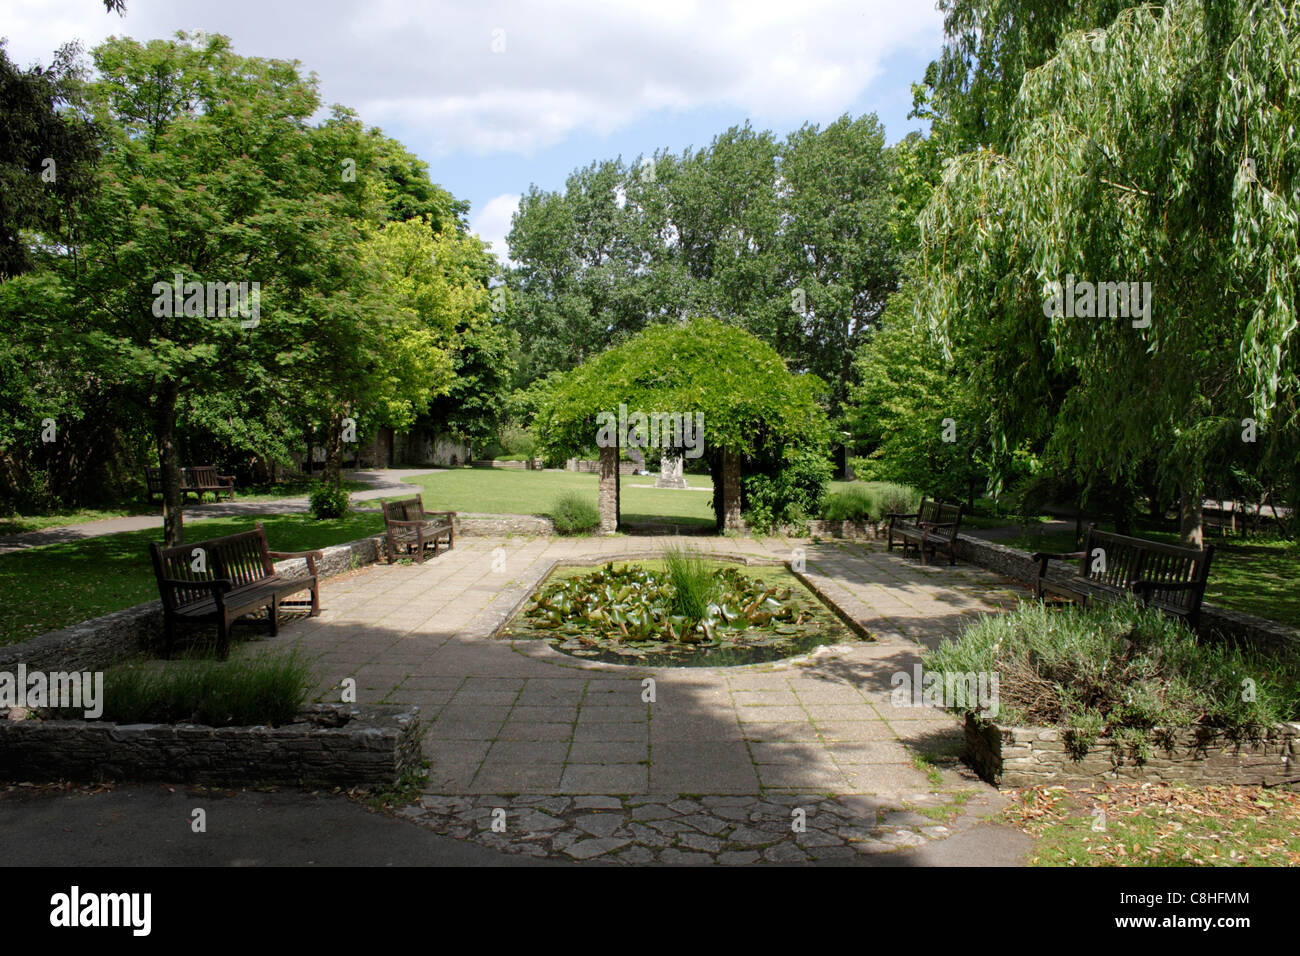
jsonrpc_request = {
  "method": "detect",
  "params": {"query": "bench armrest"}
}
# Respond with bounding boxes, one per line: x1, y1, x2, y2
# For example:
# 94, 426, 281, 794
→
269, 549, 323, 575
1031, 550, 1085, 578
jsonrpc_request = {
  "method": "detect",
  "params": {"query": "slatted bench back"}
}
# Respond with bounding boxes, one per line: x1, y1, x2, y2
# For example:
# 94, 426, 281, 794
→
917, 499, 963, 528
150, 525, 273, 611
189, 465, 220, 488
383, 496, 426, 525
1081, 527, 1211, 615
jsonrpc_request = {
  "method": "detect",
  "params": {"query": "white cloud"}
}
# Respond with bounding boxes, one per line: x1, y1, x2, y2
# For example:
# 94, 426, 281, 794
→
2, 0, 940, 156
471, 192, 522, 264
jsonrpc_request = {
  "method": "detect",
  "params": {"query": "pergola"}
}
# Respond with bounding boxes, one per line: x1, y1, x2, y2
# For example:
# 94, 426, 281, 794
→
536, 318, 830, 534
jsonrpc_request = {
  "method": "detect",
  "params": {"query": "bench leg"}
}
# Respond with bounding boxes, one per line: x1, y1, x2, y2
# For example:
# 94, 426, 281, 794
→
269, 596, 280, 636
310, 582, 320, 617
217, 616, 232, 660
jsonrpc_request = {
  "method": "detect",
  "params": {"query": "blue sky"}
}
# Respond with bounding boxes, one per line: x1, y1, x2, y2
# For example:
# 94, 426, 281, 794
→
5, 0, 944, 259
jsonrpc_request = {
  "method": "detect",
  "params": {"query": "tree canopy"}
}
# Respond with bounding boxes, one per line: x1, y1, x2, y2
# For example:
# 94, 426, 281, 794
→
536, 317, 830, 463
912, 0, 1300, 541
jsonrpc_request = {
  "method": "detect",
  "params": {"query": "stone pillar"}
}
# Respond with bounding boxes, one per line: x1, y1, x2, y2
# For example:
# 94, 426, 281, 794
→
720, 448, 744, 532
598, 443, 620, 534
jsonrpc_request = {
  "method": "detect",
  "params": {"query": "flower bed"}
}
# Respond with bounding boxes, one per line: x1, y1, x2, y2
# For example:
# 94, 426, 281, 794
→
0, 703, 422, 787
926, 601, 1300, 788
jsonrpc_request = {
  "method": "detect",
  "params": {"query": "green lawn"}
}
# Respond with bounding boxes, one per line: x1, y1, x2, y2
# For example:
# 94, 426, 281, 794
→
0, 477, 368, 535
405, 467, 717, 527
0, 512, 382, 646
1005, 526, 1300, 628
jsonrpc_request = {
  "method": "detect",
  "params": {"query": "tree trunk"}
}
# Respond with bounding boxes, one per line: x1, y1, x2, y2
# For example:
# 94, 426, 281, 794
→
324, 414, 344, 489
156, 381, 184, 546
598, 442, 619, 534
1074, 489, 1084, 548
720, 448, 744, 532
1178, 485, 1204, 547
709, 449, 724, 530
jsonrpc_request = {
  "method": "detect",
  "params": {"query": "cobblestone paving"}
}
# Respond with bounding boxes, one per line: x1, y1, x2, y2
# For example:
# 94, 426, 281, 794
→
397, 787, 1010, 864
252, 533, 1030, 863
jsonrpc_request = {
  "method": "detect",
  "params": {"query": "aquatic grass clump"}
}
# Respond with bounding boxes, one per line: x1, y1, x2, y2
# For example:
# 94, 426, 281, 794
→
663, 545, 717, 621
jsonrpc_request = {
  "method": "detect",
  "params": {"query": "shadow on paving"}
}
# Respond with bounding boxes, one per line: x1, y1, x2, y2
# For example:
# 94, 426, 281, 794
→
0, 786, 551, 866
0, 784, 1030, 866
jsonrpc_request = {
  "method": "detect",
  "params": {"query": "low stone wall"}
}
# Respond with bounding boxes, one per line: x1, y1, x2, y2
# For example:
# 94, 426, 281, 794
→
802, 519, 884, 540
455, 513, 555, 536
965, 714, 1300, 789
951, 532, 1300, 653
0, 703, 421, 787
567, 459, 640, 476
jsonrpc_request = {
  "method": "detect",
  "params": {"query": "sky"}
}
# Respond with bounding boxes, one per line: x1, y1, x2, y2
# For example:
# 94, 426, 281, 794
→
3, 0, 945, 262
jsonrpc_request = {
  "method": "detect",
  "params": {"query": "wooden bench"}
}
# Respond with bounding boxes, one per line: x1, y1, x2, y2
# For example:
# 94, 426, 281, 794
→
382, 495, 455, 564
886, 498, 965, 565
186, 465, 235, 501
149, 522, 322, 658
1032, 524, 1214, 627
145, 465, 236, 503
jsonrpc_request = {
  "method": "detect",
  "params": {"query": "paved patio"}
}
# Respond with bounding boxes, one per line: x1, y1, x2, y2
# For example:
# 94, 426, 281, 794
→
239, 534, 1033, 863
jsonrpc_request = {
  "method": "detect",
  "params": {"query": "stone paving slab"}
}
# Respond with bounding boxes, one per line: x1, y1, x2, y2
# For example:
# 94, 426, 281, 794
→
239, 532, 1032, 861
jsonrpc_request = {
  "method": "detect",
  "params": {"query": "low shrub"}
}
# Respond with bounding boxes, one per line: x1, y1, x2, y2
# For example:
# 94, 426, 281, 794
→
550, 491, 600, 534
821, 485, 873, 521
308, 481, 350, 519
820, 481, 921, 522
742, 448, 831, 533
925, 601, 1300, 759
47, 652, 316, 727
495, 425, 537, 460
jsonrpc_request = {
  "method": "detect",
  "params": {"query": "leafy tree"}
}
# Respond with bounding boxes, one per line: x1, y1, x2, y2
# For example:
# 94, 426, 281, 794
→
849, 280, 991, 505
0, 41, 101, 279
403, 228, 518, 448
913, 0, 1140, 154
915, 0, 1300, 543
779, 114, 898, 414
63, 32, 386, 543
